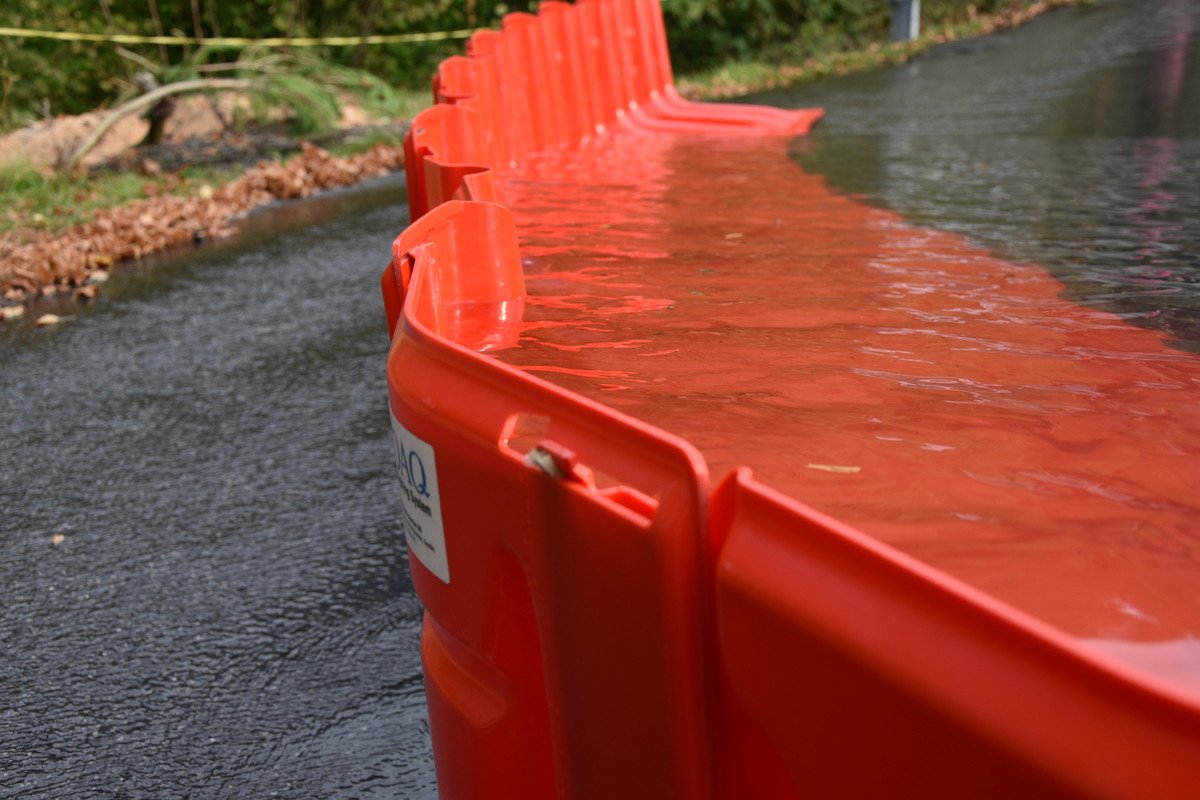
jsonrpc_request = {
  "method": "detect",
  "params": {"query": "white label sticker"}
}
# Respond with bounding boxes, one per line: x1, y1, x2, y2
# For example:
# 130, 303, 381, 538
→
389, 412, 449, 583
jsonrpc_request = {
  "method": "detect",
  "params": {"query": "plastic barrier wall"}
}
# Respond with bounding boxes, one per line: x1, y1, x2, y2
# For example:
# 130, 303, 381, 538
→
382, 2, 1200, 797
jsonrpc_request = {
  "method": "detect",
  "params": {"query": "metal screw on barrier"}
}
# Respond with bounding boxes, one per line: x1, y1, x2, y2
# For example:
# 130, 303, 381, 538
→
891, 0, 921, 42
524, 440, 581, 482
525, 446, 566, 479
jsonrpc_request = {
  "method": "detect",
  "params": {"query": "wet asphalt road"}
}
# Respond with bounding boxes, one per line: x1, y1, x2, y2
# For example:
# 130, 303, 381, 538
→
1, 177, 437, 798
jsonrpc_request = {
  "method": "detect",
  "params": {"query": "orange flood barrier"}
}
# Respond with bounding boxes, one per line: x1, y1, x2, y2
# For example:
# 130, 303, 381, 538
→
381, 1, 1200, 797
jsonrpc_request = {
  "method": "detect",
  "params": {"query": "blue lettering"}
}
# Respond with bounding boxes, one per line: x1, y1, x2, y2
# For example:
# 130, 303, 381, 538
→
397, 439, 431, 499
408, 450, 430, 498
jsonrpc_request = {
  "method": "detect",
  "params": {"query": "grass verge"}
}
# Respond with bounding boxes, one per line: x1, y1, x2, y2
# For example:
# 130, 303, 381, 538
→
0, 113, 419, 241
0, 158, 237, 238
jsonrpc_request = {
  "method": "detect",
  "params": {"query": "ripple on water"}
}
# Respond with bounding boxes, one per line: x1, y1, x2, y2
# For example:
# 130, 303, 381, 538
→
488, 127, 1200, 694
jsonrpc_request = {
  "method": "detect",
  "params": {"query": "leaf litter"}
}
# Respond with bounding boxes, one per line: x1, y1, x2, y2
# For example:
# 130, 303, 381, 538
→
0, 142, 404, 315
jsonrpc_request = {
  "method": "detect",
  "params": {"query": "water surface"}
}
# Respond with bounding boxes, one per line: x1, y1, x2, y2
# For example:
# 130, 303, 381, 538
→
767, 0, 1200, 352
490, 0, 1200, 688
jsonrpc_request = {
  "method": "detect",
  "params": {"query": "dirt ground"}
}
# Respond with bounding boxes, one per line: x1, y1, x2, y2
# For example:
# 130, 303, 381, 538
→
0, 92, 404, 314
0, 139, 407, 314
0, 93, 372, 170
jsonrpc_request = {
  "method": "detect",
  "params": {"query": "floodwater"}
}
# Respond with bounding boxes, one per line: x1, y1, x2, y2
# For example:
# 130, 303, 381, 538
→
774, 0, 1200, 352
1, 0, 1198, 796
494, 0, 1200, 687
770, 0, 1200, 666
0, 178, 438, 797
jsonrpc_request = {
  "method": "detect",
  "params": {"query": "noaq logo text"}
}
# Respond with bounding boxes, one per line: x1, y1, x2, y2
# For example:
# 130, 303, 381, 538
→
395, 437, 432, 511
389, 412, 449, 583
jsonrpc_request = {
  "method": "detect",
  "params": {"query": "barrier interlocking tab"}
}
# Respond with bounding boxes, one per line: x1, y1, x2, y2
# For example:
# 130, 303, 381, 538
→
404, 104, 497, 221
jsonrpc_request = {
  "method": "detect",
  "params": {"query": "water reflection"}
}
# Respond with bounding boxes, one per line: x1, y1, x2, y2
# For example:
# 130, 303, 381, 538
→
495, 129, 1200, 660
776, 0, 1200, 350
488, 0, 1200, 699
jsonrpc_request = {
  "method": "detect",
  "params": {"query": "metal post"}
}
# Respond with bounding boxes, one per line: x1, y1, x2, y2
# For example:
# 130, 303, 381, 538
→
891, 0, 921, 42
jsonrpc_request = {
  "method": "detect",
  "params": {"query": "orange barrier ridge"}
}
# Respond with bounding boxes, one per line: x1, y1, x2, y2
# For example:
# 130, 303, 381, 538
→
406, 0, 822, 219
382, 2, 1200, 797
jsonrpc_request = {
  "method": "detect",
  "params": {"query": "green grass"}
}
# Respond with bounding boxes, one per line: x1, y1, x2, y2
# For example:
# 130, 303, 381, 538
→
326, 125, 408, 158
384, 87, 430, 126
0, 122, 410, 239
0, 157, 238, 237
676, 40, 921, 99
0, 59, 423, 238
1, 159, 156, 236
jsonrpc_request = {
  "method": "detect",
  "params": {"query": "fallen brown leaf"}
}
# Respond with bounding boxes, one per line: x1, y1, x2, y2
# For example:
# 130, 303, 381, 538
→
0, 305, 25, 321
50, 534, 65, 546
1, 142, 406, 304
34, 313, 62, 327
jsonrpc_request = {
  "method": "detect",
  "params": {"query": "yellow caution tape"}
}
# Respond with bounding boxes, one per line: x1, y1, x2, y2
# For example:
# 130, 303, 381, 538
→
0, 26, 480, 47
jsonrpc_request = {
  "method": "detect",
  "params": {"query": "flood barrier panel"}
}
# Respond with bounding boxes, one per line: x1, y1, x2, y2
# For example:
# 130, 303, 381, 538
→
382, 1, 1200, 796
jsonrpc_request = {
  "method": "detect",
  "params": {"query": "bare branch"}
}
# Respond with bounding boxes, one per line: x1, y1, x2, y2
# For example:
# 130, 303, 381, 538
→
116, 46, 161, 74
67, 78, 252, 170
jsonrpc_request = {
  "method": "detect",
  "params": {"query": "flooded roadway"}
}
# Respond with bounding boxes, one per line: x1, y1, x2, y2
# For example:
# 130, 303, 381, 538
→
2, 0, 1198, 795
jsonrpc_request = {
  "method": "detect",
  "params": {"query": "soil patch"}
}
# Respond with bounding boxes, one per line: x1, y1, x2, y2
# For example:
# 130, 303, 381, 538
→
0, 140, 406, 309
0, 93, 376, 170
